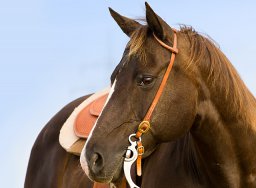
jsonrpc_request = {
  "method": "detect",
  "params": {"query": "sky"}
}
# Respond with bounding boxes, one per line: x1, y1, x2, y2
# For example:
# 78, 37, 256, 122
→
0, 0, 255, 187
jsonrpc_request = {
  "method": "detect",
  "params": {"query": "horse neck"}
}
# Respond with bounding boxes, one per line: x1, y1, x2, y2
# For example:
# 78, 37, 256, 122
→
191, 70, 256, 187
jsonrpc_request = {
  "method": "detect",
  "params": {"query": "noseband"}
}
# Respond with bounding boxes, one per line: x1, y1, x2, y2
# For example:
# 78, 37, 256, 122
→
123, 29, 178, 188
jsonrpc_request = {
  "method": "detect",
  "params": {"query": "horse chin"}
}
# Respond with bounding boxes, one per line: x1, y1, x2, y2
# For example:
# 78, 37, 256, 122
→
86, 171, 114, 184
109, 160, 124, 183
111, 166, 124, 183
86, 158, 123, 184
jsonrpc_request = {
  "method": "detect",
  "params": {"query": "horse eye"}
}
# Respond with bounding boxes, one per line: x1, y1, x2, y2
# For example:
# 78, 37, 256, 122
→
137, 75, 155, 87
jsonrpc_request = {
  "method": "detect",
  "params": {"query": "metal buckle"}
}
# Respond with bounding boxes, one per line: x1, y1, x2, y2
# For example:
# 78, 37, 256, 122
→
138, 121, 151, 134
137, 145, 144, 155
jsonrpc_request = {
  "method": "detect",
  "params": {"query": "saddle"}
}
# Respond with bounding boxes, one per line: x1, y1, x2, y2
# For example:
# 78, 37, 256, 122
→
59, 87, 109, 155
59, 88, 132, 188
59, 88, 110, 188
74, 92, 108, 138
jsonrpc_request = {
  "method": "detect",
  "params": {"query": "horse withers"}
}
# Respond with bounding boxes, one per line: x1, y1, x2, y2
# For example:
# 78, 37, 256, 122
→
81, 3, 256, 188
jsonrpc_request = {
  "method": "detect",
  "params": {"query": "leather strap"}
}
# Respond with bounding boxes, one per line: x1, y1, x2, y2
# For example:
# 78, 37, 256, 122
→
93, 183, 109, 188
135, 30, 178, 137
134, 29, 178, 180
136, 141, 144, 176
122, 29, 178, 188
152, 32, 178, 54
144, 30, 178, 122
121, 176, 127, 188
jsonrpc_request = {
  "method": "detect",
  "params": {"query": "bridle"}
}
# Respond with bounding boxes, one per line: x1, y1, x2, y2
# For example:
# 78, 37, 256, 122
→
123, 29, 178, 188
136, 29, 178, 137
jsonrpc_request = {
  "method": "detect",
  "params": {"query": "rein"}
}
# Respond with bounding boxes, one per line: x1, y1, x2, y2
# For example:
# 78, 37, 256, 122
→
123, 29, 178, 188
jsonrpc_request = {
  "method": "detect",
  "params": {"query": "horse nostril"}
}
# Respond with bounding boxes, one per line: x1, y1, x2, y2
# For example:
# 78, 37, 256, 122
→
90, 152, 104, 174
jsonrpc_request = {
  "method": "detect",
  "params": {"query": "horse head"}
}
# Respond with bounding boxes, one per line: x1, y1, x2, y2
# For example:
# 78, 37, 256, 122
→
80, 3, 201, 184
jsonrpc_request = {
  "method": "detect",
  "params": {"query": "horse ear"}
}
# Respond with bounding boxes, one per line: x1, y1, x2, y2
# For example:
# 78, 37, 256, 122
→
145, 2, 173, 41
109, 8, 142, 37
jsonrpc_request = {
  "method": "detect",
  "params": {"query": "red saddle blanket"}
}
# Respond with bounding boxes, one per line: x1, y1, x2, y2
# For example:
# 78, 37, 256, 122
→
74, 93, 108, 138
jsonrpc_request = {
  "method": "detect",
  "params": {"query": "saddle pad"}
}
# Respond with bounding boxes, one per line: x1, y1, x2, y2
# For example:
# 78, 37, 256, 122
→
59, 87, 110, 154
74, 92, 108, 138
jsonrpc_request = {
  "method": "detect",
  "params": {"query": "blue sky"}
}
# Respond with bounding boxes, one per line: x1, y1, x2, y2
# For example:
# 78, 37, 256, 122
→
0, 0, 255, 187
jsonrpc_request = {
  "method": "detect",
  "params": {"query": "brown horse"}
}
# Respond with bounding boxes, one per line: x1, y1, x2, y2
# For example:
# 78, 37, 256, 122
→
82, 2, 256, 188
24, 95, 95, 188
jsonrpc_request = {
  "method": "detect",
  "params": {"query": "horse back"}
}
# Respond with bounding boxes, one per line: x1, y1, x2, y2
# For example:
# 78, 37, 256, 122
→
24, 95, 93, 188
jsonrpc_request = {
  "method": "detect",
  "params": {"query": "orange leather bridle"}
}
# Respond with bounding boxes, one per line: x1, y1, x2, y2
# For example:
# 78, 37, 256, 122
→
93, 30, 178, 188
134, 29, 178, 177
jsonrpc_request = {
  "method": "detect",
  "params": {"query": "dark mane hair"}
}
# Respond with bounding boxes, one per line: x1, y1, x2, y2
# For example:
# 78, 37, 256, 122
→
128, 24, 256, 125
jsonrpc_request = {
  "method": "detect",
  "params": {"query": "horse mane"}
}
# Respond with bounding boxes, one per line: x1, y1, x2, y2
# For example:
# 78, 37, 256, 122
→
128, 24, 256, 126
128, 25, 148, 63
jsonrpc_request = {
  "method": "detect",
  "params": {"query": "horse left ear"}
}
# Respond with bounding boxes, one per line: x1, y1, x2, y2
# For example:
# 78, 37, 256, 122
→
109, 7, 142, 37
145, 2, 173, 41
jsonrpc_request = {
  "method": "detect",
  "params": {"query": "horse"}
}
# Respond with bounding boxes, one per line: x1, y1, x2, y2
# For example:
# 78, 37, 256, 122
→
24, 93, 124, 188
81, 2, 256, 188
24, 95, 95, 188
